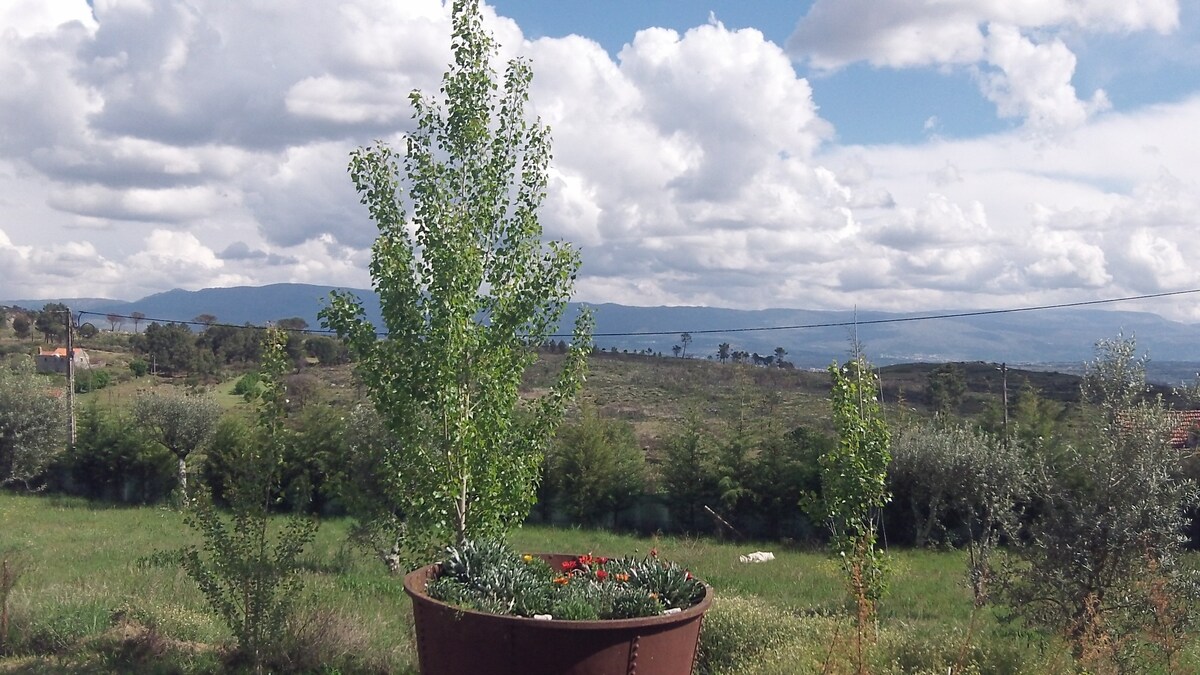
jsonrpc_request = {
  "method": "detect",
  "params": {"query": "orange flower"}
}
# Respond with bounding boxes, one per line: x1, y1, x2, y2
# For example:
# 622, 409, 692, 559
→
553, 576, 570, 585
614, 573, 630, 583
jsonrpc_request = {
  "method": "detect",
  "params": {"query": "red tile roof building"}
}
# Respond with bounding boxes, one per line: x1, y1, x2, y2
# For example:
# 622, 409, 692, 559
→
34, 347, 90, 374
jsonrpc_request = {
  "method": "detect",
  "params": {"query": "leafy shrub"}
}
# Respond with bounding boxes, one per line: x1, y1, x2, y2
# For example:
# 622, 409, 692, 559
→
303, 336, 349, 366
62, 406, 175, 504
231, 371, 260, 400
889, 420, 1032, 549
542, 405, 645, 525
696, 595, 824, 675
128, 359, 148, 377
73, 368, 111, 393
0, 356, 66, 488
201, 408, 346, 514
197, 416, 252, 506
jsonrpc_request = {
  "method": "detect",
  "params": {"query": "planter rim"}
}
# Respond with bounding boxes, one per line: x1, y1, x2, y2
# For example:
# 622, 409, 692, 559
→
403, 552, 713, 631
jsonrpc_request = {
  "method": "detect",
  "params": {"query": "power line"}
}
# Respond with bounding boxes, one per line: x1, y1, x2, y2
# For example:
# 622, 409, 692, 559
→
574, 288, 1200, 338
77, 311, 339, 336
76, 286, 1200, 341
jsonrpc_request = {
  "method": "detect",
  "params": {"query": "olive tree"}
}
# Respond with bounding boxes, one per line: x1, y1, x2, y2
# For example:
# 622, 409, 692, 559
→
890, 421, 1033, 549
321, 0, 591, 566
890, 420, 1033, 605
133, 390, 221, 499
1001, 335, 1199, 664
0, 356, 66, 488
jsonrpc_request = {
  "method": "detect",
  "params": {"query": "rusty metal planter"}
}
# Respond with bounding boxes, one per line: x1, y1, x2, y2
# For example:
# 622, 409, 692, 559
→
403, 553, 712, 675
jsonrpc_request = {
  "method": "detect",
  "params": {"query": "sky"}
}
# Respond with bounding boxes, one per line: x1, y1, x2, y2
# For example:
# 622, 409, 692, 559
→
2, 0, 1200, 320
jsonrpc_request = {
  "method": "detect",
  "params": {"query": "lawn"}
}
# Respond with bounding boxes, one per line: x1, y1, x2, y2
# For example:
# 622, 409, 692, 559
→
1, 493, 1195, 673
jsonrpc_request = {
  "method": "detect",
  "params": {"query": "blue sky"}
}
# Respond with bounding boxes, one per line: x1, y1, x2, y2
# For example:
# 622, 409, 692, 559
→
491, 0, 1200, 144
2, 0, 1199, 320
489, 0, 1004, 143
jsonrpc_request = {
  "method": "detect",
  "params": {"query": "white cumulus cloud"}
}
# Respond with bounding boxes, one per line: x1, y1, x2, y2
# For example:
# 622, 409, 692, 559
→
788, 0, 1176, 133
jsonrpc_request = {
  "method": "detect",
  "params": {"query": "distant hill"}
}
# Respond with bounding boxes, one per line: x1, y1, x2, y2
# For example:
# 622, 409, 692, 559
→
7, 283, 1200, 381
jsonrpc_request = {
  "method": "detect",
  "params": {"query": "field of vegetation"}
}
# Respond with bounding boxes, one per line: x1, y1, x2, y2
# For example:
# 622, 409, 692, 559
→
6, 2, 1199, 671
9, 492, 1190, 674
3, 307, 1200, 673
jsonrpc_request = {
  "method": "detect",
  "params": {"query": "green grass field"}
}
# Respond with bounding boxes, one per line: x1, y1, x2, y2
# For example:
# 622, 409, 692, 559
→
6, 492, 1189, 674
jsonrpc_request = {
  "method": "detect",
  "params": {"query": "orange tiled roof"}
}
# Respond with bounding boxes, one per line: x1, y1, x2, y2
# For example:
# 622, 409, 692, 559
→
1168, 410, 1200, 448
37, 347, 85, 357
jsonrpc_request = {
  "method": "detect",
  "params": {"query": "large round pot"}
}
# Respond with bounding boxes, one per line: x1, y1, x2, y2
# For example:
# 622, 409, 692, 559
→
403, 553, 713, 675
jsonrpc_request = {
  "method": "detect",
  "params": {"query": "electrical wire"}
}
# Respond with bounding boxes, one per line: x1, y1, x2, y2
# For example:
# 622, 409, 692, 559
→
72, 286, 1200, 340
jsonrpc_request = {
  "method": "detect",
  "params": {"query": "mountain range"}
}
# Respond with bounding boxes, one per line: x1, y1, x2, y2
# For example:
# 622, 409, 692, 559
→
6, 283, 1200, 381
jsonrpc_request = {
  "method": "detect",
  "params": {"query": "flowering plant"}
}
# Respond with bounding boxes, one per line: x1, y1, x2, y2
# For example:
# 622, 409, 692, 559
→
425, 539, 706, 620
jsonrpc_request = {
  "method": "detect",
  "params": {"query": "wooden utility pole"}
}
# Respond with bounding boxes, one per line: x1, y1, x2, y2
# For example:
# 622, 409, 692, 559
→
1000, 362, 1009, 440
65, 308, 76, 446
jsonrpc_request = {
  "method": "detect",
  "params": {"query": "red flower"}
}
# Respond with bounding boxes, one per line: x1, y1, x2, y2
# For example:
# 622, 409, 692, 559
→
650, 547, 658, 558
596, 556, 609, 565
561, 560, 577, 571
595, 570, 608, 581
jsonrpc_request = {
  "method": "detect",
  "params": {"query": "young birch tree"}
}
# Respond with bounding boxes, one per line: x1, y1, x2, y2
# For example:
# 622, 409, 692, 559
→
321, 0, 591, 567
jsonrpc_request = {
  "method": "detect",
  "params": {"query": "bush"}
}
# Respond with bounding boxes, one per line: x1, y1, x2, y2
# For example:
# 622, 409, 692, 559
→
888, 420, 1032, 549
280, 405, 347, 514
303, 336, 349, 366
696, 595, 824, 675
743, 426, 830, 542
0, 356, 66, 488
660, 412, 719, 532
543, 405, 645, 525
231, 371, 260, 400
73, 368, 111, 393
198, 417, 253, 506
60, 406, 175, 504
180, 329, 316, 670
128, 359, 148, 378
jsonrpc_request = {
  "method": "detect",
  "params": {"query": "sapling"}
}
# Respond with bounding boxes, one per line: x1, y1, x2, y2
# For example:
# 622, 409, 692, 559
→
321, 0, 591, 568
179, 328, 316, 671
